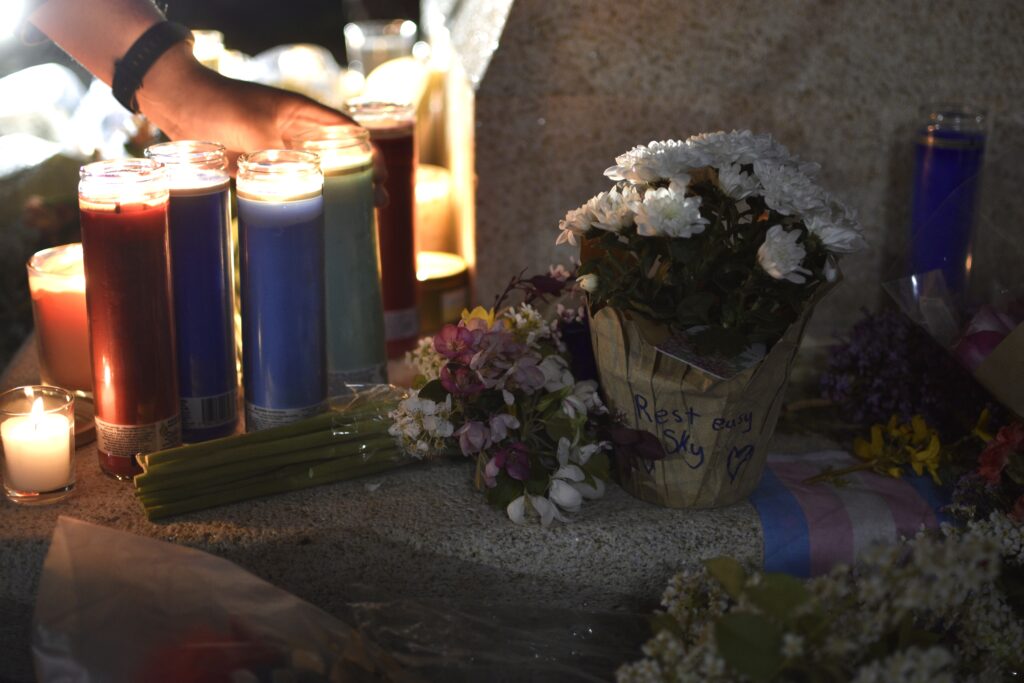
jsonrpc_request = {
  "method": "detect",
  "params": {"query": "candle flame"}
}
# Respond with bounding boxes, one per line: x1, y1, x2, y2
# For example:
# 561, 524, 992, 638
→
30, 396, 44, 430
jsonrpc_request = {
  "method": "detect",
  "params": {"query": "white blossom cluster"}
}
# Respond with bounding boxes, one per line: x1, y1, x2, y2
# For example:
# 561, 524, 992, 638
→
387, 391, 455, 458
558, 130, 866, 285
617, 514, 1024, 683
406, 336, 446, 379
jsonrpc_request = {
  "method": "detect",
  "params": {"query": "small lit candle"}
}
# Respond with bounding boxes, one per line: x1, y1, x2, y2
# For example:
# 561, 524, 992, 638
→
416, 251, 468, 335
27, 244, 91, 395
1, 386, 75, 504
415, 164, 455, 254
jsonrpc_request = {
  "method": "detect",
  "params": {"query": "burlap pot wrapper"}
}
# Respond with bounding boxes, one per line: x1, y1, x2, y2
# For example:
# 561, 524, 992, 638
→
590, 286, 832, 509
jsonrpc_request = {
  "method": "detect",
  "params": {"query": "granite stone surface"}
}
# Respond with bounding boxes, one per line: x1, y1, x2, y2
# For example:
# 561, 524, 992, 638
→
441, 0, 1024, 342
0, 341, 791, 681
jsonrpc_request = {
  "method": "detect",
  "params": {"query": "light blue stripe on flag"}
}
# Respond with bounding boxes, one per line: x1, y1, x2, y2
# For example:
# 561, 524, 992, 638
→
902, 473, 952, 526
748, 466, 811, 577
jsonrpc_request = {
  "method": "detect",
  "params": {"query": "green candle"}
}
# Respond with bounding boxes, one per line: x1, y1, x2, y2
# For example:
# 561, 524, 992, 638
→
289, 127, 387, 389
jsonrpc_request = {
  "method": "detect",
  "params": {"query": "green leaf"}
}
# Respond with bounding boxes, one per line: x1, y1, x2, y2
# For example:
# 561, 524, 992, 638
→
675, 292, 716, 324
690, 326, 748, 358
545, 416, 577, 444
704, 557, 747, 600
714, 613, 784, 683
896, 613, 943, 649
745, 573, 810, 623
582, 452, 610, 483
418, 379, 448, 403
485, 472, 524, 509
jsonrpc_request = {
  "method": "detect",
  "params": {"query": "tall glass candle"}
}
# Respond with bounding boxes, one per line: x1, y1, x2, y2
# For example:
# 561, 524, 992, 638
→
146, 141, 238, 442
79, 159, 181, 479
910, 105, 986, 300
27, 243, 92, 395
348, 100, 419, 357
288, 126, 387, 389
236, 150, 326, 431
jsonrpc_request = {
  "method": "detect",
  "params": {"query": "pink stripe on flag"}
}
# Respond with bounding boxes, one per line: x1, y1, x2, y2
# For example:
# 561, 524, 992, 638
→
770, 462, 856, 575
852, 470, 939, 537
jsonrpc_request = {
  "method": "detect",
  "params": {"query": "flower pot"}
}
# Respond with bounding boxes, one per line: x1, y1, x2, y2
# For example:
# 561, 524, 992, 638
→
589, 287, 831, 508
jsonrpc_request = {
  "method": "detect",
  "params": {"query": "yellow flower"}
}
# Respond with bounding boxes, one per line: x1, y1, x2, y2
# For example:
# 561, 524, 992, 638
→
855, 424, 885, 461
972, 409, 994, 443
908, 434, 942, 484
461, 306, 503, 329
910, 415, 931, 445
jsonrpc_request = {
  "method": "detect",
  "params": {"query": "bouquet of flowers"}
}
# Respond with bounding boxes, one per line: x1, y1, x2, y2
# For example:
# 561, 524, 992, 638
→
618, 514, 1024, 682
560, 130, 866, 358
389, 270, 612, 526
557, 130, 866, 508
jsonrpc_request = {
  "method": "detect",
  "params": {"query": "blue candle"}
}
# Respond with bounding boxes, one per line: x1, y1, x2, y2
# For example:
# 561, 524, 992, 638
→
236, 150, 326, 432
146, 141, 238, 442
909, 107, 986, 298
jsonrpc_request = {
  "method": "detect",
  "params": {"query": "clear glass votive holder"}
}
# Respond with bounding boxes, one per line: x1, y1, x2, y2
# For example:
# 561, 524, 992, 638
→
1, 385, 75, 505
27, 243, 92, 397
343, 19, 417, 75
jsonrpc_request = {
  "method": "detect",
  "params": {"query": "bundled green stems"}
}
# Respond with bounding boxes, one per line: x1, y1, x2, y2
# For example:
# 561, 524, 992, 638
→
134, 390, 409, 521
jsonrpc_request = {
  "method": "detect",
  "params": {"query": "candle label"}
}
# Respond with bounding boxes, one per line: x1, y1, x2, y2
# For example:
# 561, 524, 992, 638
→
246, 402, 326, 432
328, 364, 387, 394
384, 307, 419, 341
441, 287, 468, 323
181, 390, 238, 430
95, 414, 181, 459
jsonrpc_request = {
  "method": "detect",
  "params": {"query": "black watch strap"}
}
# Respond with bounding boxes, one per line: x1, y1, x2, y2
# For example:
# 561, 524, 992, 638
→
112, 21, 192, 114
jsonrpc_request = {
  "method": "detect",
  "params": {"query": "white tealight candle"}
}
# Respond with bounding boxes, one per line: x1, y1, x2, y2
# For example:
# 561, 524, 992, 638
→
2, 397, 72, 493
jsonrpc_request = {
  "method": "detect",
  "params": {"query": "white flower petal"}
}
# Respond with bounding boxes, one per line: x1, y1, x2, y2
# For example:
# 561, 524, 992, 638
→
507, 495, 527, 524
554, 464, 586, 482
549, 480, 583, 512
573, 478, 606, 500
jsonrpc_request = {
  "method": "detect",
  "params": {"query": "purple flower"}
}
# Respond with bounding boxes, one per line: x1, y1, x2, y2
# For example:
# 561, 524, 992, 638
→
510, 356, 546, 393
440, 363, 485, 397
455, 421, 491, 455
434, 324, 478, 363
489, 413, 520, 442
483, 441, 531, 487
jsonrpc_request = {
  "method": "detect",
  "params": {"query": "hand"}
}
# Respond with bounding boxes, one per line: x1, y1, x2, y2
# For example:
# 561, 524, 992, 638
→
138, 44, 388, 204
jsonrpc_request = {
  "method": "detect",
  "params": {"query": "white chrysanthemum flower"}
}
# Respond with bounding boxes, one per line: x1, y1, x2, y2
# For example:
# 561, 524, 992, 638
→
804, 208, 866, 254
753, 159, 829, 216
716, 163, 760, 199
688, 129, 793, 167
586, 185, 638, 233
556, 204, 593, 246
605, 139, 702, 184
757, 224, 811, 283
633, 186, 708, 238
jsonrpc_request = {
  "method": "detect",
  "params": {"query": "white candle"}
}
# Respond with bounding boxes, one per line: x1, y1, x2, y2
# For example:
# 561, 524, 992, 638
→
2, 397, 72, 493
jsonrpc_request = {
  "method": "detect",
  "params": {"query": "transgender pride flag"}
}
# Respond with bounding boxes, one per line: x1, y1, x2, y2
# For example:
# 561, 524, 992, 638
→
748, 451, 951, 577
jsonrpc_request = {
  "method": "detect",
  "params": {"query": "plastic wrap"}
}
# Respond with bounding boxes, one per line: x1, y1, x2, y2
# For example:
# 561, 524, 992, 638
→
33, 517, 648, 682
134, 385, 413, 521
885, 271, 1024, 417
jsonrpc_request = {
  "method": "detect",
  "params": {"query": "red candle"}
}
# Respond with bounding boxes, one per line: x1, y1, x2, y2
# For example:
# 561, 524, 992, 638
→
27, 244, 92, 395
348, 101, 419, 357
79, 160, 181, 479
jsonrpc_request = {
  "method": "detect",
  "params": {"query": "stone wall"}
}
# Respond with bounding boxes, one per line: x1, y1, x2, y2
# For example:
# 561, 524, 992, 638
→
441, 0, 1024, 340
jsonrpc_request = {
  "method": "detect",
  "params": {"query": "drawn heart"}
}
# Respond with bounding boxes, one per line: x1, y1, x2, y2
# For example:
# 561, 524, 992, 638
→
726, 444, 755, 483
